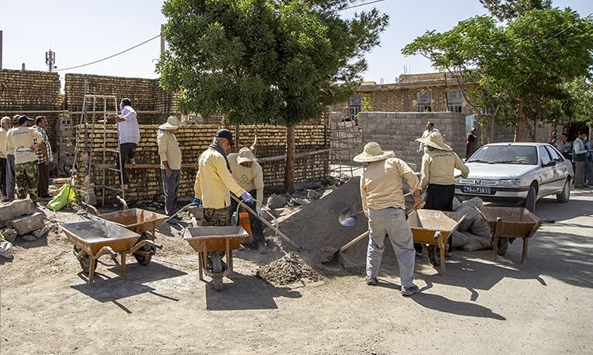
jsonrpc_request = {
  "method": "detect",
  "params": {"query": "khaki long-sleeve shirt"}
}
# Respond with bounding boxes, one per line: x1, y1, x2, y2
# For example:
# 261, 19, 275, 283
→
157, 130, 182, 170
194, 147, 246, 209
420, 149, 469, 190
360, 158, 421, 211
228, 153, 264, 203
0, 128, 7, 159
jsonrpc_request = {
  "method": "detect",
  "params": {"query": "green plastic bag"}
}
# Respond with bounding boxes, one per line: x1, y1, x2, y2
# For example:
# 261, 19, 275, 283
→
47, 184, 76, 211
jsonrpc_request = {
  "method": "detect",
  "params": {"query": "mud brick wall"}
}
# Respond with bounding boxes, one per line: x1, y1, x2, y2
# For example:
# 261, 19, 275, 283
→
73, 124, 329, 204
358, 112, 467, 170
64, 73, 179, 124
0, 69, 61, 111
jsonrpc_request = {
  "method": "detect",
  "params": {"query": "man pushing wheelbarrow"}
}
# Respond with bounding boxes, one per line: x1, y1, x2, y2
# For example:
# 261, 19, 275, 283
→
192, 129, 254, 289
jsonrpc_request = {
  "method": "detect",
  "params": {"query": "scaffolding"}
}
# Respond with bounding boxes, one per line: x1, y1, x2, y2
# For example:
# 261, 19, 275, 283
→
328, 106, 362, 179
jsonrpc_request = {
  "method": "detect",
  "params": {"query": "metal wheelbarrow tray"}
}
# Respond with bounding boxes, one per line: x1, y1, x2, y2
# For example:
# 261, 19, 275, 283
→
407, 210, 466, 275
60, 220, 161, 284
85, 206, 168, 267
477, 206, 544, 263
183, 226, 248, 291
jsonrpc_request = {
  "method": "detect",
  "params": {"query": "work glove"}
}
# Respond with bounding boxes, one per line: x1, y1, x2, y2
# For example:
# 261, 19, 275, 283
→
191, 197, 202, 207
241, 191, 253, 203
256, 206, 262, 216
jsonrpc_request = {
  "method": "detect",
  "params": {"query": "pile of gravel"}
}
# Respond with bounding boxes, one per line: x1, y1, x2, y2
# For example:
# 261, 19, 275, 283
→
256, 252, 324, 285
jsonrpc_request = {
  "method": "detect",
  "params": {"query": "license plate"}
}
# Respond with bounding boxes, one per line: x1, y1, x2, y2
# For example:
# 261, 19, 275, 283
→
462, 186, 492, 194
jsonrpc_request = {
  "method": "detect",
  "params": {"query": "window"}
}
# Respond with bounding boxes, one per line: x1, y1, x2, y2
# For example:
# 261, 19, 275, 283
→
417, 91, 432, 112
446, 90, 463, 112
348, 95, 361, 121
539, 146, 551, 166
545, 145, 564, 162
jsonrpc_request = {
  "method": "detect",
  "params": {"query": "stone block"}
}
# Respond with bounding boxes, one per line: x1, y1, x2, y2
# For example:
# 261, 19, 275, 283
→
11, 213, 45, 236
0, 199, 34, 222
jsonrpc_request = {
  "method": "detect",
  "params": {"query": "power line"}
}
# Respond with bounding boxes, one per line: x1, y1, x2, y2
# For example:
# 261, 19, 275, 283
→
342, 0, 390, 11
57, 34, 161, 72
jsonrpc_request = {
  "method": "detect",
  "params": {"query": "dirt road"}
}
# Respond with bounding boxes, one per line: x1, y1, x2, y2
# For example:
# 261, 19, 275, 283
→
1, 189, 592, 355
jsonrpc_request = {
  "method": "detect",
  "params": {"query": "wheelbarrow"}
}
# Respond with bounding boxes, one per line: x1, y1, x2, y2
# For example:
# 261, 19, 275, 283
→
183, 226, 248, 291
83, 201, 168, 265
59, 220, 162, 284
477, 206, 549, 263
407, 209, 465, 275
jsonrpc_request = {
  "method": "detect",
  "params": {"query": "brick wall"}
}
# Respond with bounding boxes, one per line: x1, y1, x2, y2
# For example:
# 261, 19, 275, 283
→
74, 124, 329, 204
357, 112, 467, 169
0, 69, 61, 111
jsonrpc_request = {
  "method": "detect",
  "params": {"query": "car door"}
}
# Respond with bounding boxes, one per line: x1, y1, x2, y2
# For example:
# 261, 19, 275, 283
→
545, 145, 568, 192
537, 146, 555, 196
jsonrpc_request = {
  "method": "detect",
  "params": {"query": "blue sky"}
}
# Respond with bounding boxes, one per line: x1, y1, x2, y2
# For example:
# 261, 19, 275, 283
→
1, 0, 592, 84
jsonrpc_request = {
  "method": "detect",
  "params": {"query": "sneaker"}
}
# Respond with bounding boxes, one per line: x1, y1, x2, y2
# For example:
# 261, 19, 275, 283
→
366, 277, 378, 286
401, 285, 420, 297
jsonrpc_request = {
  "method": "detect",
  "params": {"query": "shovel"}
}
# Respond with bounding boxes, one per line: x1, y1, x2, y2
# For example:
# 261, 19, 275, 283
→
338, 206, 365, 227
321, 230, 369, 266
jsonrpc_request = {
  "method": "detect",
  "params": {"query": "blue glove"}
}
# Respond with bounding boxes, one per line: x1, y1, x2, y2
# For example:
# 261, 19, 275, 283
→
191, 197, 202, 206
241, 191, 253, 203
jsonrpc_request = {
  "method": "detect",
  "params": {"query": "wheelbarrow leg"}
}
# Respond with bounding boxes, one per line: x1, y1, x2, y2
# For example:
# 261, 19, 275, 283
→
121, 252, 127, 276
492, 217, 503, 261
88, 256, 96, 284
198, 251, 205, 281
225, 238, 233, 279
521, 238, 529, 263
437, 231, 446, 275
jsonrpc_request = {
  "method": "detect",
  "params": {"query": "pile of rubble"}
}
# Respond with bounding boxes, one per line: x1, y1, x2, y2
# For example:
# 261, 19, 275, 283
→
0, 199, 50, 259
256, 252, 324, 285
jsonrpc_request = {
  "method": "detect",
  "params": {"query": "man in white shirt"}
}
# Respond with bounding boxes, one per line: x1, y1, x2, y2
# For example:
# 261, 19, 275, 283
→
108, 98, 140, 187
573, 131, 587, 188
417, 121, 439, 153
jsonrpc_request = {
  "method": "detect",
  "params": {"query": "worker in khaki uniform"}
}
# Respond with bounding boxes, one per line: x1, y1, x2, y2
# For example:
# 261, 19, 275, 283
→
416, 131, 469, 255
228, 147, 266, 251
355, 142, 423, 297
157, 116, 182, 220
194, 129, 253, 226
6, 115, 42, 202
0, 117, 12, 201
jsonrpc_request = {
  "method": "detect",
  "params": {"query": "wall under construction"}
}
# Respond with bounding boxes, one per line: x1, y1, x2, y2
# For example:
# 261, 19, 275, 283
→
74, 123, 330, 204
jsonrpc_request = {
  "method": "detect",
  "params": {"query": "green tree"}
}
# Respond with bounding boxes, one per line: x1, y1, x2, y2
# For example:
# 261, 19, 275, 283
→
157, 0, 388, 192
479, 0, 552, 21
564, 76, 593, 128
402, 4, 593, 142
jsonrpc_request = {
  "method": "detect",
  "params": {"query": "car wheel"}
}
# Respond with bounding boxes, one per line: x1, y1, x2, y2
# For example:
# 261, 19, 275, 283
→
556, 179, 570, 203
524, 185, 537, 213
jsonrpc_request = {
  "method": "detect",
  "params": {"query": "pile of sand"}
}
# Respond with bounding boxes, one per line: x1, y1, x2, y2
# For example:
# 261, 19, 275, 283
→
256, 252, 324, 285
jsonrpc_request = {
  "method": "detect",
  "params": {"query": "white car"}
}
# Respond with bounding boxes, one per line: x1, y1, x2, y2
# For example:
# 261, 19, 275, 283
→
455, 142, 574, 212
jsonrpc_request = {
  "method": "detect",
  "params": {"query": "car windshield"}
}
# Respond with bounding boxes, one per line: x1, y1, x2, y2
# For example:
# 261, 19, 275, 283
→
467, 145, 538, 165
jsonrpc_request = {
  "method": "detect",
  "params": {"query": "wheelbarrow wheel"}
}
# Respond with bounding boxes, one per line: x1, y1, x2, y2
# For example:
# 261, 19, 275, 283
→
133, 233, 154, 266
427, 245, 441, 267
497, 238, 509, 256
74, 246, 96, 274
210, 253, 224, 291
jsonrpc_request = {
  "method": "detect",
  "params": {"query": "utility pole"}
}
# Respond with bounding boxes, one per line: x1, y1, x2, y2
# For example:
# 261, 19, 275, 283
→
0, 30, 3, 69
45, 49, 56, 72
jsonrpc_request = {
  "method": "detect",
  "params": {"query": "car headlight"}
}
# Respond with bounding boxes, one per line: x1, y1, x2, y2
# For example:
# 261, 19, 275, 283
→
497, 179, 522, 186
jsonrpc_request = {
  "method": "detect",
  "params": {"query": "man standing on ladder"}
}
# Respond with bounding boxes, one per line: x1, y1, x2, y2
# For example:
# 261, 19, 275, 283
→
108, 98, 140, 189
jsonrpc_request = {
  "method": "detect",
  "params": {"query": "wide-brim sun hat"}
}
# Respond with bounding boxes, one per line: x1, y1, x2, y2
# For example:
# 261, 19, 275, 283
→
415, 131, 452, 151
159, 116, 181, 130
237, 147, 258, 164
353, 142, 395, 163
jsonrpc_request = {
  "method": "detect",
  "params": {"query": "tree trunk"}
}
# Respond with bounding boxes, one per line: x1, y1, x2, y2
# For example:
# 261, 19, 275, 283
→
283, 125, 296, 193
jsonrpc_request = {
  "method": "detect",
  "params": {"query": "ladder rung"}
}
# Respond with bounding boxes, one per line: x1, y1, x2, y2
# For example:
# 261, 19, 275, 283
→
98, 185, 124, 192
104, 149, 120, 153
104, 167, 122, 172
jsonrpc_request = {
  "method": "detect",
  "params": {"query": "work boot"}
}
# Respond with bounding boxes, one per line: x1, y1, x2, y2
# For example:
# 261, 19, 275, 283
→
401, 284, 419, 297
366, 277, 378, 286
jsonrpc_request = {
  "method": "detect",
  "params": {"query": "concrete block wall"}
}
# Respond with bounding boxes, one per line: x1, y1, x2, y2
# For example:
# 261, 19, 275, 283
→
74, 124, 329, 204
357, 112, 467, 170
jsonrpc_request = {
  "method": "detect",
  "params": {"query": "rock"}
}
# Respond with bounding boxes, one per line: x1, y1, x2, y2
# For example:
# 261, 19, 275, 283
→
1, 229, 17, 243
266, 194, 287, 209
0, 240, 13, 259
306, 189, 322, 200
33, 226, 51, 239
0, 199, 35, 222
11, 212, 46, 235
21, 235, 37, 242
291, 197, 310, 206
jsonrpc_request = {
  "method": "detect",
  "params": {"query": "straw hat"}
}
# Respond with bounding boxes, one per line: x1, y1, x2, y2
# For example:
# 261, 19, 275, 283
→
159, 116, 181, 130
353, 142, 395, 163
415, 131, 452, 151
237, 147, 258, 164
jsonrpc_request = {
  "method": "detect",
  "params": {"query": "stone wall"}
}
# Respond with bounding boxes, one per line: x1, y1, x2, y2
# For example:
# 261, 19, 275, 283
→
357, 112, 467, 169
74, 124, 330, 204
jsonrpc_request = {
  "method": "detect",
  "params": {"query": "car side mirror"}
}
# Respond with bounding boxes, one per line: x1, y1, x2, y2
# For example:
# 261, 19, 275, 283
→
542, 161, 556, 167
